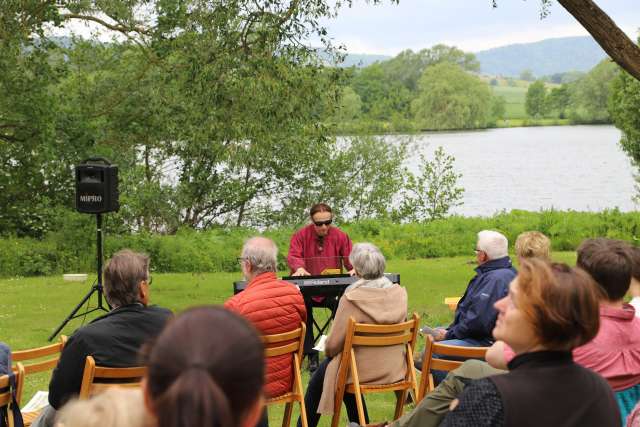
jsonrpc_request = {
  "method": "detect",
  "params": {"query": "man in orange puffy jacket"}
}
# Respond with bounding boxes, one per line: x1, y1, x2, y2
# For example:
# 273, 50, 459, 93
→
226, 236, 307, 427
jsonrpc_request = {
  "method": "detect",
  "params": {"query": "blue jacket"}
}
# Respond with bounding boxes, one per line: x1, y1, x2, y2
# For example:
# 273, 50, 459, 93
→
446, 256, 517, 343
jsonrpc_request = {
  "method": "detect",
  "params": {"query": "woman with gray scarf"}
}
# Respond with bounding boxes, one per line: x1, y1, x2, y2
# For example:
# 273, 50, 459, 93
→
297, 243, 409, 427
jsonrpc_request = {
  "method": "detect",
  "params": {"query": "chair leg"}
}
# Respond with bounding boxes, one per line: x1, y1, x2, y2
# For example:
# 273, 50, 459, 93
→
354, 392, 366, 426
282, 403, 293, 427
298, 399, 308, 427
394, 390, 407, 420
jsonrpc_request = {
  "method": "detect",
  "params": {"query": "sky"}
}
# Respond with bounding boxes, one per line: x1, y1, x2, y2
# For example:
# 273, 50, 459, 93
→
318, 0, 640, 55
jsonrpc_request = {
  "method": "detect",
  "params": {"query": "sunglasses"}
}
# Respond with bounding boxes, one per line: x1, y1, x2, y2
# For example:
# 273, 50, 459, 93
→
313, 219, 333, 227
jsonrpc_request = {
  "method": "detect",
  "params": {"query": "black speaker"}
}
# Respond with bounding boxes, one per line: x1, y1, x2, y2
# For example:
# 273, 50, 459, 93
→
75, 158, 119, 214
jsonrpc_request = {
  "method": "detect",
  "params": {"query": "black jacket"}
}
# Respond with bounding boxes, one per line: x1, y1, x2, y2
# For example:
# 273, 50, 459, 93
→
48, 304, 172, 409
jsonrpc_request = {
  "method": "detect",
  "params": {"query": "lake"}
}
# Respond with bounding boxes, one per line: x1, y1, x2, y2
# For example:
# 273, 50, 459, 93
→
397, 125, 638, 216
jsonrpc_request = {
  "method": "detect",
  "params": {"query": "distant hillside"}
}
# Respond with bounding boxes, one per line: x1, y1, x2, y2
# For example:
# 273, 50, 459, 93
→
475, 36, 607, 78
315, 49, 391, 68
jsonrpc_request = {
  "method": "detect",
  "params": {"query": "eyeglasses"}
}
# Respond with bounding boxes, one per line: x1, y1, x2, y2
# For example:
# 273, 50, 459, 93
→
237, 257, 246, 264
145, 275, 152, 286
474, 248, 481, 254
313, 219, 333, 227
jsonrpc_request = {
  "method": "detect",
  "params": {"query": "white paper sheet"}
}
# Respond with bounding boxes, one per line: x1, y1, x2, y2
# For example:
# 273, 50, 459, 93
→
21, 391, 49, 413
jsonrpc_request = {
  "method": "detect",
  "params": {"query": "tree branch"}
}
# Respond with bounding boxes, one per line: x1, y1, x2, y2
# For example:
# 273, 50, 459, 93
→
557, 0, 640, 81
60, 13, 150, 36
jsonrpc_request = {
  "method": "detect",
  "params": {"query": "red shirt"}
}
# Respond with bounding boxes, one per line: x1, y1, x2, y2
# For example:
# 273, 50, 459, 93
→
287, 224, 353, 275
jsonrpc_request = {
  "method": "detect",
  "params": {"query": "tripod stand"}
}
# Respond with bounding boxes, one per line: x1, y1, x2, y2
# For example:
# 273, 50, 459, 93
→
48, 214, 110, 341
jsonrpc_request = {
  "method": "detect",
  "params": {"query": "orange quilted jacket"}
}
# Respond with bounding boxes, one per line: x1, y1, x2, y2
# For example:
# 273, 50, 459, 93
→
225, 272, 307, 397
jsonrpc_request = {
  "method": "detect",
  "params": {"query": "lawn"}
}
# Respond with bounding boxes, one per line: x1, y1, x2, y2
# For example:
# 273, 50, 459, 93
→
0, 252, 576, 425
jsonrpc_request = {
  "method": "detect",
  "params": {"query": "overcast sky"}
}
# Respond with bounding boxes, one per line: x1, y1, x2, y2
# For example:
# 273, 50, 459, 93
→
319, 0, 640, 55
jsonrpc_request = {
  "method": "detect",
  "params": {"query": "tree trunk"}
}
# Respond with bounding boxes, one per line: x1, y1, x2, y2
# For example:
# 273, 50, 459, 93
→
558, 0, 640, 81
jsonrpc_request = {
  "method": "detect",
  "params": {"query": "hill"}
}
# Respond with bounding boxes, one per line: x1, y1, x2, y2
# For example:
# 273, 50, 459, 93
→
475, 36, 607, 78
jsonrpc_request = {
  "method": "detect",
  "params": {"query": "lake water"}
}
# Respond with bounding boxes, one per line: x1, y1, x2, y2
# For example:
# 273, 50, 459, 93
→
396, 125, 638, 216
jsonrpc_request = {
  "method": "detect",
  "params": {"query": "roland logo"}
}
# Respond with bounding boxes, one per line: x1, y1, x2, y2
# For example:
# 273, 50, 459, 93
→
303, 279, 331, 286
79, 194, 102, 203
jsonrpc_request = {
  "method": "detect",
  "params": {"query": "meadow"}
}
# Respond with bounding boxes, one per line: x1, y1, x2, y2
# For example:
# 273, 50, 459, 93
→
0, 253, 575, 425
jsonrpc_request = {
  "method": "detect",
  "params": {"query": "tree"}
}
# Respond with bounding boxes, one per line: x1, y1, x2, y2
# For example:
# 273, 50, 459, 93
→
610, 70, 640, 167
411, 62, 493, 130
336, 87, 362, 120
395, 146, 464, 222
570, 60, 618, 122
520, 69, 535, 82
545, 84, 571, 118
493, 0, 640, 82
525, 80, 547, 117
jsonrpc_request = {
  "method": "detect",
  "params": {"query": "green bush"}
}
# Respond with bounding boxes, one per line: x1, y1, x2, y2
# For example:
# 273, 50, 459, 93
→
2, 209, 639, 277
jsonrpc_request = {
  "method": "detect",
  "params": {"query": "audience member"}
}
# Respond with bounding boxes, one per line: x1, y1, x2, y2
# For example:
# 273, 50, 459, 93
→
225, 237, 306, 426
429, 230, 516, 346
442, 260, 620, 426
142, 306, 265, 427
514, 231, 551, 262
33, 250, 172, 427
298, 243, 407, 427
54, 388, 150, 427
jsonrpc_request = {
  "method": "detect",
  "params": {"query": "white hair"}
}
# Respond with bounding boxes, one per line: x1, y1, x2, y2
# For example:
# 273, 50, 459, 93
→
477, 230, 508, 260
349, 242, 386, 280
242, 237, 278, 274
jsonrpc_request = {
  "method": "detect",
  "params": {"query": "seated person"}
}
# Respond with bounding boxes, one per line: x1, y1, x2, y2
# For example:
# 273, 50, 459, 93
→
298, 243, 407, 427
490, 238, 640, 423
142, 306, 265, 427
442, 259, 620, 426
428, 230, 516, 347
514, 231, 551, 263
54, 388, 149, 427
34, 250, 172, 427
226, 236, 306, 427
287, 203, 354, 371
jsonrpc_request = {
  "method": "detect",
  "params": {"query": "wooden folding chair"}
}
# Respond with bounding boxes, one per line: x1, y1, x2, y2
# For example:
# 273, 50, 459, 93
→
12, 336, 67, 426
331, 313, 420, 427
417, 335, 488, 402
79, 356, 147, 399
262, 323, 307, 427
0, 363, 24, 427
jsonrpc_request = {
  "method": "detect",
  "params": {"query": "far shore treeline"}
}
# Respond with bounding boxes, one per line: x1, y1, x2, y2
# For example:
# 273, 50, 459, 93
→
2, 210, 639, 278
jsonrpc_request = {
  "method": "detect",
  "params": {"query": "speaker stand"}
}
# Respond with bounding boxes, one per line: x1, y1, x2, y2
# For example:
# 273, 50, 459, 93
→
48, 214, 110, 341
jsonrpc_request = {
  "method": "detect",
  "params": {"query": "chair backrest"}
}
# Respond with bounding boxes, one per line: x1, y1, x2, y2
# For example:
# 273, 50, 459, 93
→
79, 356, 147, 399
12, 336, 67, 376
262, 324, 306, 362
0, 363, 24, 425
336, 313, 420, 392
418, 335, 488, 401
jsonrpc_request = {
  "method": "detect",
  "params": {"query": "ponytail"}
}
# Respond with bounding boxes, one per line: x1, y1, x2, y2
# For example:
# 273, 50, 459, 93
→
144, 307, 264, 427
155, 368, 233, 427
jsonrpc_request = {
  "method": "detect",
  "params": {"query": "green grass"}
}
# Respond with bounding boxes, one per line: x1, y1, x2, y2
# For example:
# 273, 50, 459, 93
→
491, 86, 527, 120
0, 253, 576, 425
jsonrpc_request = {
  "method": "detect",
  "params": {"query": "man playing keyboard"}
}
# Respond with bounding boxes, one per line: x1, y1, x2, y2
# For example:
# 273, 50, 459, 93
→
287, 203, 354, 371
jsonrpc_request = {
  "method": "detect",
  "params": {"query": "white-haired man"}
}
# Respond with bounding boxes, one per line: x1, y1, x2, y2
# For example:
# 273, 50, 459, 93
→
432, 230, 516, 347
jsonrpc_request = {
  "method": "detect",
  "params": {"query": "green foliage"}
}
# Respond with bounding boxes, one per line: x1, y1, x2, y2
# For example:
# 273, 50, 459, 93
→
525, 80, 547, 117
545, 85, 571, 118
520, 69, 535, 82
570, 60, 618, 122
2, 209, 639, 277
411, 63, 493, 130
396, 147, 464, 222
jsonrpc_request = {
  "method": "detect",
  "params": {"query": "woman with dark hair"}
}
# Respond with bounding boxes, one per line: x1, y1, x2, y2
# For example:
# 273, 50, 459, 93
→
142, 306, 265, 427
441, 259, 621, 427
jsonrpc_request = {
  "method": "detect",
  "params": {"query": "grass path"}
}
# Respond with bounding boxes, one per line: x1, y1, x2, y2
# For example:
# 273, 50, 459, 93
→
0, 253, 575, 425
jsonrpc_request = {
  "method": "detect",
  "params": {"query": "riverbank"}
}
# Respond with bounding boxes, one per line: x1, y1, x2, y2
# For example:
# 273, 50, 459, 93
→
1, 209, 637, 278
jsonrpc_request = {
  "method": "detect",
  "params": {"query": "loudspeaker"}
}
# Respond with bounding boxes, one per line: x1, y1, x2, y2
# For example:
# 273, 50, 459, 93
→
75, 158, 119, 214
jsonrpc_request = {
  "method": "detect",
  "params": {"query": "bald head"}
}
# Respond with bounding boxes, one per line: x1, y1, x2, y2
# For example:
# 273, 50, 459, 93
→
241, 237, 278, 279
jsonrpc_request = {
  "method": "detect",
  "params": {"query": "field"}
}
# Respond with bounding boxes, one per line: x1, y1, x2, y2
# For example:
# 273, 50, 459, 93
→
0, 253, 576, 425
491, 85, 528, 120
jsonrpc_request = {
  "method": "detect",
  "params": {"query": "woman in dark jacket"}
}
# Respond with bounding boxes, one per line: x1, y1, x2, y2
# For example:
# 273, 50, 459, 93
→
441, 259, 621, 427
